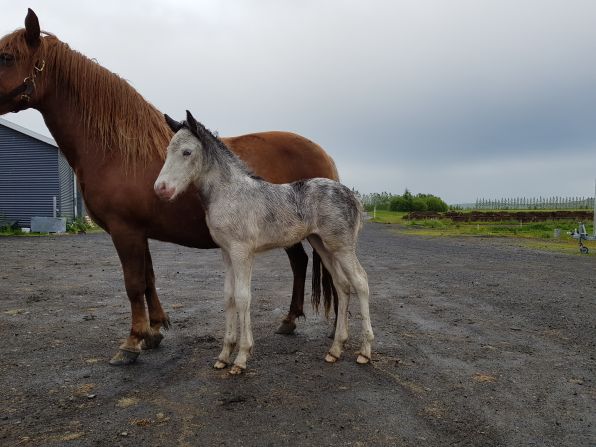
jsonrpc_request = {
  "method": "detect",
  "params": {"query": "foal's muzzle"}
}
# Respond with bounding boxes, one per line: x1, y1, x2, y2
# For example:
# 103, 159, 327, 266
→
154, 180, 176, 201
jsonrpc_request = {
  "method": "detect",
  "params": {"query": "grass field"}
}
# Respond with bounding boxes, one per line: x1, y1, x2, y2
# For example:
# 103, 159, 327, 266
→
369, 209, 594, 255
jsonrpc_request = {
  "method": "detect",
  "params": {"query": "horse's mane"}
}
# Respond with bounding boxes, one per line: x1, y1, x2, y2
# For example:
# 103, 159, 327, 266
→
0, 29, 172, 166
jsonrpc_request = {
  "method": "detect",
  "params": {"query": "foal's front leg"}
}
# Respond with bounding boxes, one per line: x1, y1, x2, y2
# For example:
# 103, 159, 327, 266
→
228, 250, 255, 375
214, 251, 236, 369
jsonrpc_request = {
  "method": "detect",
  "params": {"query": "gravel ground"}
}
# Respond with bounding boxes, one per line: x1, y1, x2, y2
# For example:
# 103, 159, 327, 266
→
0, 223, 594, 446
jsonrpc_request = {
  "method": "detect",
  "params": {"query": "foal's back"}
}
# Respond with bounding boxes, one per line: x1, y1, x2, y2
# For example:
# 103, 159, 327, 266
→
207, 176, 363, 253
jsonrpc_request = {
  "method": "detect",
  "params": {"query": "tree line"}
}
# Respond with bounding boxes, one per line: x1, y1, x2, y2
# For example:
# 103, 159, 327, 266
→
360, 189, 449, 212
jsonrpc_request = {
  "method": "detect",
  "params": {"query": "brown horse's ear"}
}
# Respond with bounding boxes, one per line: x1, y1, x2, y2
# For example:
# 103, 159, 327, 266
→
24, 9, 41, 48
164, 114, 183, 133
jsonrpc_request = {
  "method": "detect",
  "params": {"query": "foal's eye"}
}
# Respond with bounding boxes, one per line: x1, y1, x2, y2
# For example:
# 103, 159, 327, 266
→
0, 53, 15, 66
182, 149, 192, 157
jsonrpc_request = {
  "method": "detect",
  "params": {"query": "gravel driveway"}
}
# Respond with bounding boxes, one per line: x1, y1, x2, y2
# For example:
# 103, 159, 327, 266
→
0, 224, 594, 446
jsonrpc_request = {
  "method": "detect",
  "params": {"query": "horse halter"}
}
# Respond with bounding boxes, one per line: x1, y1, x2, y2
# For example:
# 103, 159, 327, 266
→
0, 59, 45, 107
20, 59, 46, 102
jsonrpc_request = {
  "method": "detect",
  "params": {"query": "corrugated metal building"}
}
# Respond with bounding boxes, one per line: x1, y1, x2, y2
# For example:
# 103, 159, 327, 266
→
0, 117, 84, 227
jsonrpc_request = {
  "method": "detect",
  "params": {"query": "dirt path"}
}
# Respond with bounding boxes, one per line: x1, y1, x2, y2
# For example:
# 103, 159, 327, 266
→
0, 224, 594, 446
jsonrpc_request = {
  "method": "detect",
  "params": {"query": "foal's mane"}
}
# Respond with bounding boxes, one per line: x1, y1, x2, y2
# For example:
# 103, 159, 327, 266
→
184, 117, 262, 180
0, 29, 172, 166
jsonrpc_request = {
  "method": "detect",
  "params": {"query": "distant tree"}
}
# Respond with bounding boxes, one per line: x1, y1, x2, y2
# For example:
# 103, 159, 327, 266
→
389, 196, 409, 211
424, 195, 449, 212
388, 190, 448, 212
411, 197, 428, 211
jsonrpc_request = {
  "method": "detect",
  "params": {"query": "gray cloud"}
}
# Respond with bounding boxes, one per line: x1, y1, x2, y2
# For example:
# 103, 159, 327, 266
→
2, 0, 596, 203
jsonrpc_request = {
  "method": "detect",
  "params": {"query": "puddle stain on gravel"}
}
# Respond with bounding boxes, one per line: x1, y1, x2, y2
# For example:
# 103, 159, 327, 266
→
116, 397, 140, 408
370, 353, 428, 395
472, 373, 498, 383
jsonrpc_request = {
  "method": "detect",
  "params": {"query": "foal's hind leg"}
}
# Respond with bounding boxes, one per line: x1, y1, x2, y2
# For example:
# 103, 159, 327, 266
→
215, 251, 237, 369
276, 243, 308, 335
141, 243, 171, 350
336, 251, 373, 364
308, 236, 350, 362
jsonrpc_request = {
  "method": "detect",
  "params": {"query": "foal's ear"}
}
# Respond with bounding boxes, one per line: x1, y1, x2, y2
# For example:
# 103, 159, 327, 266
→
185, 110, 210, 145
164, 114, 183, 133
185, 110, 198, 131
24, 9, 41, 48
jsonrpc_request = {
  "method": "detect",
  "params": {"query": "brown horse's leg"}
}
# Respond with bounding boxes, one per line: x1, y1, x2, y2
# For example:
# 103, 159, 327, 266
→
325, 269, 340, 339
108, 227, 156, 365
140, 245, 171, 350
275, 242, 308, 335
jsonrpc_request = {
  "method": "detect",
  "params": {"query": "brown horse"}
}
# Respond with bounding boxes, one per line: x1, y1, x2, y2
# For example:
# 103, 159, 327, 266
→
0, 9, 338, 365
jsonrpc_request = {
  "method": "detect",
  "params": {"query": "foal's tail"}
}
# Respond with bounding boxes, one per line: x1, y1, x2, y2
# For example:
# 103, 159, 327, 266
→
311, 250, 338, 318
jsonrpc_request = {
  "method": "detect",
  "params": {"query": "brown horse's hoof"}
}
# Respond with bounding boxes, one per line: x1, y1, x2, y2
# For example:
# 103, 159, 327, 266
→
141, 332, 164, 350
275, 320, 296, 335
109, 349, 140, 366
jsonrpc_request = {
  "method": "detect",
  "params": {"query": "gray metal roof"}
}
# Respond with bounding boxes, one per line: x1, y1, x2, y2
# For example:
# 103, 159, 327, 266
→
0, 117, 57, 148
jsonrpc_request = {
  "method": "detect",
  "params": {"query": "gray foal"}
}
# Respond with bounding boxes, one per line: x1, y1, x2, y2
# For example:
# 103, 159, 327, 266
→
155, 111, 373, 374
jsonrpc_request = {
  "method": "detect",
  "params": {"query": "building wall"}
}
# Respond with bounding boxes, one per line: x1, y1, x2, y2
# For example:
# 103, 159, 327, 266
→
58, 150, 75, 220
57, 151, 86, 220
0, 124, 60, 227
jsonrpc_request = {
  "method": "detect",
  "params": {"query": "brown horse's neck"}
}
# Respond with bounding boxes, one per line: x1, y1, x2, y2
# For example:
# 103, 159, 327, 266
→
36, 92, 97, 174
30, 37, 170, 177
34, 87, 162, 182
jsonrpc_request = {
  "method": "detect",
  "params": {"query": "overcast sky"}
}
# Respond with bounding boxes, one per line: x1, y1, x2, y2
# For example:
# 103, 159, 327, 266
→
2, 1, 596, 203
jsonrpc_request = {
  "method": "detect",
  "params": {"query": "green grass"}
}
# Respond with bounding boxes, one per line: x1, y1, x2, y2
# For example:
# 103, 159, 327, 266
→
368, 210, 408, 224
0, 218, 103, 236
0, 229, 48, 236
368, 210, 594, 255
405, 218, 592, 239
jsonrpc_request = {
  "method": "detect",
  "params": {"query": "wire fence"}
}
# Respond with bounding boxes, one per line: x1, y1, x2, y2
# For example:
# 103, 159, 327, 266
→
474, 196, 595, 210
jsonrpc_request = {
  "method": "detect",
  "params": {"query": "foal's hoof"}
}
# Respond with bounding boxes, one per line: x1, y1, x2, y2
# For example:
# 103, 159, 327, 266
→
141, 332, 164, 350
325, 352, 339, 363
214, 360, 228, 370
356, 354, 371, 364
109, 349, 140, 366
229, 365, 245, 375
275, 320, 296, 335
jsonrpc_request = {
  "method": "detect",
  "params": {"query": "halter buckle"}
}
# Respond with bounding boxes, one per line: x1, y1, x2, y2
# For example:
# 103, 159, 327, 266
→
34, 60, 46, 73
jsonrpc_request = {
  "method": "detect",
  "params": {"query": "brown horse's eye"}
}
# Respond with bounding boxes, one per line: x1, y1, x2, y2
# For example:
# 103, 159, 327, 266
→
182, 149, 192, 157
0, 53, 15, 66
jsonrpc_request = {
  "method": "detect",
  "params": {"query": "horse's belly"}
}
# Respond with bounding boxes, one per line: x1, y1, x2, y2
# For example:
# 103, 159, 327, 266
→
254, 225, 308, 253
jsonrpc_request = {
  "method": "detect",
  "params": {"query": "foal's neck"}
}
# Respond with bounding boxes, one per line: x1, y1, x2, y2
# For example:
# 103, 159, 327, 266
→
194, 152, 256, 209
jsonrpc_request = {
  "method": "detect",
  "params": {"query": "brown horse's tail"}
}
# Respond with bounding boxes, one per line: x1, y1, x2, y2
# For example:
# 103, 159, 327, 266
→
311, 250, 338, 318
